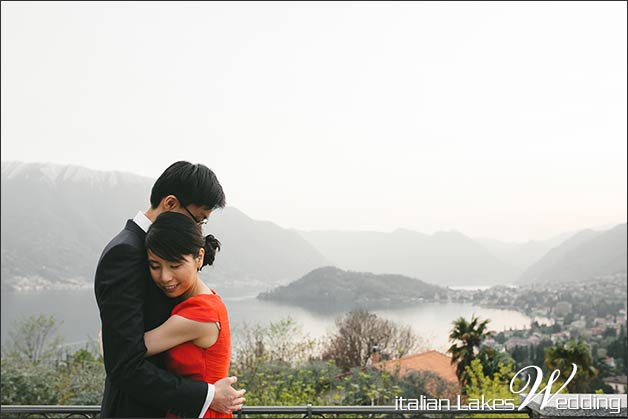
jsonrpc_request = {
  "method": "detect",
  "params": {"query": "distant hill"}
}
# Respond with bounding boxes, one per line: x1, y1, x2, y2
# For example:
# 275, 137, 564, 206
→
4, 161, 624, 292
258, 266, 449, 312
205, 206, 332, 292
474, 232, 575, 272
473, 232, 575, 277
0, 161, 330, 293
517, 224, 627, 284
1, 161, 153, 289
297, 229, 519, 286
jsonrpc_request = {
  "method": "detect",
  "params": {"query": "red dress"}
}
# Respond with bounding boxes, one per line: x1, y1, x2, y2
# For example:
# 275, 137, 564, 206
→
164, 291, 231, 418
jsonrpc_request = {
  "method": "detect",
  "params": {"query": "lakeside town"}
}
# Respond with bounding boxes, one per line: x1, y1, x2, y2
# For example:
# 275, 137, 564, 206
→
449, 272, 627, 393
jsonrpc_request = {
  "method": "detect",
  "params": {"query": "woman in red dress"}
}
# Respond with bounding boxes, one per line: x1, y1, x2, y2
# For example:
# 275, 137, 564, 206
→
142, 212, 236, 418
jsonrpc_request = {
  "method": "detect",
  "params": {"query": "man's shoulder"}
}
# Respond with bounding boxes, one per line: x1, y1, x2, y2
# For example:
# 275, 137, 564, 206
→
94, 221, 148, 288
99, 221, 145, 260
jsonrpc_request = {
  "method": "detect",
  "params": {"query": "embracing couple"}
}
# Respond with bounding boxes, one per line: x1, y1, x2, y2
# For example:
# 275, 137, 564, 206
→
94, 161, 246, 418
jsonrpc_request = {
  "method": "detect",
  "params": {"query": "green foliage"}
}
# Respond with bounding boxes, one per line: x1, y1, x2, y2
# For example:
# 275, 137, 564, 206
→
337, 367, 403, 405
2, 314, 457, 408
233, 316, 458, 408
0, 357, 59, 404
1, 315, 105, 405
232, 317, 318, 371
234, 360, 336, 406
476, 346, 514, 378
448, 315, 493, 389
607, 325, 627, 360
465, 359, 519, 401
464, 359, 528, 419
544, 339, 596, 393
55, 349, 106, 404
234, 359, 457, 408
5, 314, 63, 363
399, 370, 459, 401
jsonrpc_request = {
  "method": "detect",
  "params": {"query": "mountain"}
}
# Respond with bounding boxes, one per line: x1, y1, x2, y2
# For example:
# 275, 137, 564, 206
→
297, 228, 519, 286
474, 231, 575, 272
0, 161, 330, 293
517, 224, 627, 284
204, 206, 332, 292
1, 161, 153, 290
258, 266, 448, 312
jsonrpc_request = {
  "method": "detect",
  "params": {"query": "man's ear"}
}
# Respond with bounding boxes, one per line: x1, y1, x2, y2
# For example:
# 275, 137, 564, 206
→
162, 195, 179, 210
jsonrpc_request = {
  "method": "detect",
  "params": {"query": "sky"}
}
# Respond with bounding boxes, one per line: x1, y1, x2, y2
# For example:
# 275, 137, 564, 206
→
2, 1, 626, 242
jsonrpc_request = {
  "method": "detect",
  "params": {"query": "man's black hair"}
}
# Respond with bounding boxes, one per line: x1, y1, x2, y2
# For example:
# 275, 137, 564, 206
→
145, 212, 221, 267
150, 161, 226, 209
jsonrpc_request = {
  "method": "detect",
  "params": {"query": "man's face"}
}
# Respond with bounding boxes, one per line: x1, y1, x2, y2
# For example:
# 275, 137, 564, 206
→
175, 203, 212, 226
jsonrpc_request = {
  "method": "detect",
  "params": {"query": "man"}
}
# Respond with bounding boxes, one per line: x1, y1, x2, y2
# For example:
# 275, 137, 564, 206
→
95, 161, 245, 418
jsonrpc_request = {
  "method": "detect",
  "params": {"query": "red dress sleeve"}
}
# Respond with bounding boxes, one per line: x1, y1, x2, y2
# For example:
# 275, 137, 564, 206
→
171, 295, 219, 323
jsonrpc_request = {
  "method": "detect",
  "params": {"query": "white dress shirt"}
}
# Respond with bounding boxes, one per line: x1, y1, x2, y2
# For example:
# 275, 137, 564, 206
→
133, 211, 215, 417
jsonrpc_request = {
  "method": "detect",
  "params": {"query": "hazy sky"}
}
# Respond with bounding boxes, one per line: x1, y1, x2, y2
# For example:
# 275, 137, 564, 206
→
2, 1, 626, 242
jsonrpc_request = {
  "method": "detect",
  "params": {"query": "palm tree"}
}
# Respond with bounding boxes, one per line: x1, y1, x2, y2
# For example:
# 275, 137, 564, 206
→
545, 339, 597, 393
448, 315, 493, 388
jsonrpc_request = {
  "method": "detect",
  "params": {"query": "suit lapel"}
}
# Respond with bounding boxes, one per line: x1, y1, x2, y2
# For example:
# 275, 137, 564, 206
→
124, 219, 147, 240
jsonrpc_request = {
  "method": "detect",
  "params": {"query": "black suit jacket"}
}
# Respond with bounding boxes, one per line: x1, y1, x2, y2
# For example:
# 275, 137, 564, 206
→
95, 220, 208, 418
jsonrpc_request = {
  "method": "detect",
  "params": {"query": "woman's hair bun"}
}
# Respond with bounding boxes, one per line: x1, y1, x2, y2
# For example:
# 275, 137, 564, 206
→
201, 234, 221, 269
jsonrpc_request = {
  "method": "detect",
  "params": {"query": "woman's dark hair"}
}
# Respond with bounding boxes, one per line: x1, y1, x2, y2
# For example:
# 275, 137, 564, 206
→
150, 161, 226, 210
145, 212, 221, 269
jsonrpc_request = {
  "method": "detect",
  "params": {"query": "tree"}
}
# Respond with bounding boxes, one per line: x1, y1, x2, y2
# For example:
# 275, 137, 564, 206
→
1, 316, 105, 405
448, 315, 493, 388
0, 357, 59, 404
5, 314, 63, 363
400, 370, 459, 401
545, 339, 597, 393
477, 346, 514, 378
232, 317, 318, 371
607, 325, 627, 361
465, 359, 521, 404
322, 309, 424, 371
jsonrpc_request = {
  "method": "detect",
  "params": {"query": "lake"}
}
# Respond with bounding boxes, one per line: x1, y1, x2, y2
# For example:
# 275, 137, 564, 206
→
1, 287, 537, 353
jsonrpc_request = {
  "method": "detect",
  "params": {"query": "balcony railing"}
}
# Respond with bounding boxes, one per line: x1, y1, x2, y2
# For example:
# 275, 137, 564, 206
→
1, 404, 534, 419
2, 396, 627, 419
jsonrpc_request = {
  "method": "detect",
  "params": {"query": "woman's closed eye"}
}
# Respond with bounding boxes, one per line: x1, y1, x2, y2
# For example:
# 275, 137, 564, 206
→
149, 263, 182, 270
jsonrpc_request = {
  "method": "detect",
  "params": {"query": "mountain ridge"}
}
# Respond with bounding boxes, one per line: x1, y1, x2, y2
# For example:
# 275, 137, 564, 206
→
518, 224, 627, 284
2, 161, 625, 291
0, 161, 330, 294
297, 228, 519, 286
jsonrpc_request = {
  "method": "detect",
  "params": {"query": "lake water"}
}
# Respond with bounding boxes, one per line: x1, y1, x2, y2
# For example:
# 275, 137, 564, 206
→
1, 287, 536, 353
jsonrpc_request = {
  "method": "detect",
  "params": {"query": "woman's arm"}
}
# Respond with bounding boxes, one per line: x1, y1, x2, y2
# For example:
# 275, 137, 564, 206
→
144, 315, 218, 357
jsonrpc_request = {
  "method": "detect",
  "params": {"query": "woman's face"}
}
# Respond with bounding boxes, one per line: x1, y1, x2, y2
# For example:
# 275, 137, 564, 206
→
147, 249, 202, 299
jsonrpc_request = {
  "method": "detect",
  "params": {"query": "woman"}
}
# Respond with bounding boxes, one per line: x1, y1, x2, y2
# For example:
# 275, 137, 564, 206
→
143, 211, 233, 418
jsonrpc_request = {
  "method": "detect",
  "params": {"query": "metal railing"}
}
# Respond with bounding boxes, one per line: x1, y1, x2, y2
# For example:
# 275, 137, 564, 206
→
0, 404, 535, 419
4, 402, 627, 419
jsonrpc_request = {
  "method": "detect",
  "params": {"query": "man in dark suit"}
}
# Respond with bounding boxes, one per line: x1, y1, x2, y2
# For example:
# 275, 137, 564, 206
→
95, 161, 246, 418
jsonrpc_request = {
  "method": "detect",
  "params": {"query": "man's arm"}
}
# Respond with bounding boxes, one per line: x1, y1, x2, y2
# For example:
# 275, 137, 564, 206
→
96, 243, 208, 416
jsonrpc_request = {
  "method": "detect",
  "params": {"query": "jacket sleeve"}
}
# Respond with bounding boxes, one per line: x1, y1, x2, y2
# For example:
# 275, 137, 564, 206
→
95, 243, 208, 416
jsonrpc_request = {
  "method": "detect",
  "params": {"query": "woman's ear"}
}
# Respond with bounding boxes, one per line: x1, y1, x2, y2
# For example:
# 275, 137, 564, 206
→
197, 247, 206, 270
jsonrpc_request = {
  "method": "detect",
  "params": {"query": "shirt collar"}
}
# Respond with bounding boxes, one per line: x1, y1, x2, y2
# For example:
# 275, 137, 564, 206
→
132, 211, 152, 233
